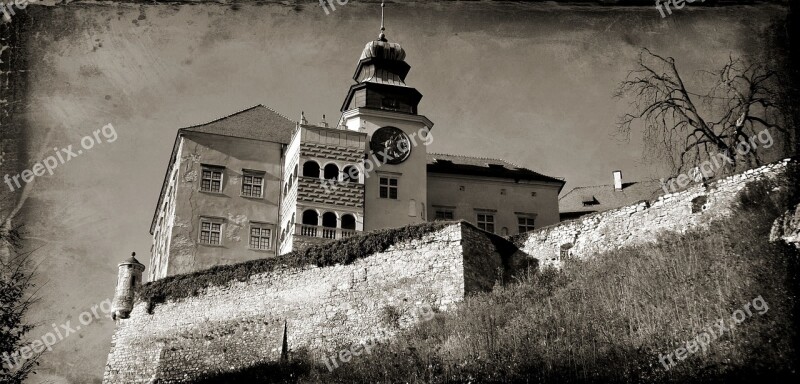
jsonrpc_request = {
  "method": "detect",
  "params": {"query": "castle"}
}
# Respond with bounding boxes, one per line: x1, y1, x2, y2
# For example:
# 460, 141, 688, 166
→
140, 11, 565, 282
103, 4, 800, 381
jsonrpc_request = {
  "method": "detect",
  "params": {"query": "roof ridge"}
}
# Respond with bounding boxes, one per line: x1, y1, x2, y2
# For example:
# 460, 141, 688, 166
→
260, 104, 296, 125
179, 104, 295, 132
564, 179, 661, 192
179, 104, 263, 131
429, 152, 515, 165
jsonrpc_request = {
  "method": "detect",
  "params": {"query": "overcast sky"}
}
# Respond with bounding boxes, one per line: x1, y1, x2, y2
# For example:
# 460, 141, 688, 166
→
13, 2, 787, 382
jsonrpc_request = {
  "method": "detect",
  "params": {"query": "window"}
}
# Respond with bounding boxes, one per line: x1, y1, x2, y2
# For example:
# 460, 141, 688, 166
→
477, 213, 495, 233
341, 214, 356, 230
518, 217, 536, 233
324, 163, 340, 180
249, 223, 272, 250
342, 165, 359, 184
435, 210, 454, 221
459, 186, 465, 191
379, 177, 398, 199
199, 218, 222, 245
200, 166, 224, 193
500, 189, 507, 195
241, 171, 264, 198
303, 161, 320, 178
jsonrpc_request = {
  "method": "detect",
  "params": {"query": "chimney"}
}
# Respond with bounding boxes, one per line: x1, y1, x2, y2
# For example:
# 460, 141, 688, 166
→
320, 114, 328, 128
300, 111, 308, 125
613, 170, 623, 191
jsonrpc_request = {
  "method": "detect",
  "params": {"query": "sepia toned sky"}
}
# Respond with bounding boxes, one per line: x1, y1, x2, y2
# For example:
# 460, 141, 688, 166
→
6, 1, 788, 382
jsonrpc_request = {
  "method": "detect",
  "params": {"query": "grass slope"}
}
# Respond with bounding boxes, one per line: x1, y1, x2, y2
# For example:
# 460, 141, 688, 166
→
196, 176, 800, 383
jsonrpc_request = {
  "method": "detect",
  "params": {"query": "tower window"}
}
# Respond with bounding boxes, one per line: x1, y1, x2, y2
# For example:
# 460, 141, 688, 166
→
379, 177, 398, 199
249, 223, 272, 251
200, 166, 224, 193
242, 170, 265, 198
199, 217, 223, 245
302, 161, 320, 178
435, 210, 454, 221
342, 165, 360, 184
324, 163, 340, 180
477, 214, 495, 233
518, 217, 536, 234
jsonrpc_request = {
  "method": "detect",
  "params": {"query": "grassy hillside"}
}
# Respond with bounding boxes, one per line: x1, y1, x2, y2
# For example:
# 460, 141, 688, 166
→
198, 177, 800, 383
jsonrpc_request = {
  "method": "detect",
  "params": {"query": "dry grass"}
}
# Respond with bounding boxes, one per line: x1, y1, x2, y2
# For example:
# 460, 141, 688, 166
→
195, 177, 800, 383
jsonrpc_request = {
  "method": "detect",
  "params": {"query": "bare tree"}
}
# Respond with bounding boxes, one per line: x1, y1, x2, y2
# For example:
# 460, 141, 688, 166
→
0, 225, 40, 383
615, 48, 793, 178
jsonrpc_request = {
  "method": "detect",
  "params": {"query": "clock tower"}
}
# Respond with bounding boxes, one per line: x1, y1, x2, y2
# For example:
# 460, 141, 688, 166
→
339, 2, 434, 231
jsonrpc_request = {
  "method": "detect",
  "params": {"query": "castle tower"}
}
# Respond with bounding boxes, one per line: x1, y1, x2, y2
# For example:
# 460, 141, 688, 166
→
338, 1, 434, 231
111, 252, 145, 320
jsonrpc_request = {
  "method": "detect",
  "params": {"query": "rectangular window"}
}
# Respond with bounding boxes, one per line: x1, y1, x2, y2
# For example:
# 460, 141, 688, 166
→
379, 177, 398, 199
241, 171, 265, 198
477, 213, 495, 233
200, 166, 224, 193
249, 223, 272, 250
435, 210, 454, 221
199, 217, 223, 245
518, 217, 536, 233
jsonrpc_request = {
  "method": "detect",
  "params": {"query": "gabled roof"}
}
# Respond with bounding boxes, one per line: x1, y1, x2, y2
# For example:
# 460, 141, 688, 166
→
427, 153, 565, 188
180, 104, 297, 144
559, 180, 663, 215
150, 105, 297, 234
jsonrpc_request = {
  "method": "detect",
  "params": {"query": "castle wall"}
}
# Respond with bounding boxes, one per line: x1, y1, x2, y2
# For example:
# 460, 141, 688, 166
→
104, 223, 471, 383
517, 159, 795, 265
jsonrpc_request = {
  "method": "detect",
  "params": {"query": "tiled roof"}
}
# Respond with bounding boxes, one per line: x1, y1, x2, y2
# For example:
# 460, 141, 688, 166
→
559, 180, 663, 214
180, 104, 297, 144
427, 153, 565, 186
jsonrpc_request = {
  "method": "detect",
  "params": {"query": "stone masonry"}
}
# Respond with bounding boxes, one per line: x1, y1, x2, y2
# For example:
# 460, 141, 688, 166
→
103, 222, 518, 383
515, 159, 797, 265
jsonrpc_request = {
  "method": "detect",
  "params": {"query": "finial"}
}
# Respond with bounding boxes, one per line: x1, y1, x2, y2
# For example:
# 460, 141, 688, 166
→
379, 0, 387, 42
131, 252, 136, 257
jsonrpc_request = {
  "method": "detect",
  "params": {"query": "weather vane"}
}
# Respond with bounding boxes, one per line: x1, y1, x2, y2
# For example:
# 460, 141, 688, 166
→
379, 1, 387, 41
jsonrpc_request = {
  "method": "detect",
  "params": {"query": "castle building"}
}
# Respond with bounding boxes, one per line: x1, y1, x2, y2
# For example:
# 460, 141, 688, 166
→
147, 16, 565, 281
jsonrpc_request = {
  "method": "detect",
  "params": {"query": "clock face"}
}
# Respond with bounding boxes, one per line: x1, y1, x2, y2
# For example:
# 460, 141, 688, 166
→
370, 126, 412, 164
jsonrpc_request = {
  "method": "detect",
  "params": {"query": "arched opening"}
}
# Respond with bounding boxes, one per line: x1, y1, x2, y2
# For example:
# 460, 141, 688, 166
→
301, 210, 319, 237
324, 163, 340, 180
303, 161, 320, 178
341, 214, 356, 230
302, 210, 318, 225
342, 165, 359, 184
322, 212, 337, 228
322, 212, 338, 239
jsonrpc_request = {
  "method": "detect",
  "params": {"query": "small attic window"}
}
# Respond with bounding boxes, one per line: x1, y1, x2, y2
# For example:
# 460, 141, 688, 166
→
582, 196, 599, 206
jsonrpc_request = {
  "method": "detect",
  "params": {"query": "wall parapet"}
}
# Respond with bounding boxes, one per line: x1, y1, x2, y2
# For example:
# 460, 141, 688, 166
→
515, 158, 797, 266
104, 221, 523, 383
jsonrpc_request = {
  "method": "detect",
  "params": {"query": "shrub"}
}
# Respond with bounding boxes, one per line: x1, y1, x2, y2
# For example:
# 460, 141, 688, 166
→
138, 221, 455, 312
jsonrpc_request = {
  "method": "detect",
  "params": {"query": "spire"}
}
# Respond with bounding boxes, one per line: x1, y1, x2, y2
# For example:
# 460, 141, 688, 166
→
378, 1, 387, 42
